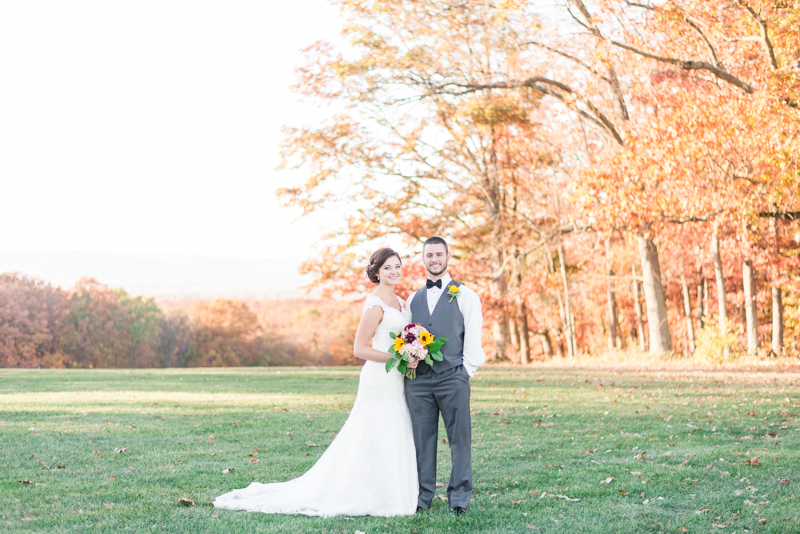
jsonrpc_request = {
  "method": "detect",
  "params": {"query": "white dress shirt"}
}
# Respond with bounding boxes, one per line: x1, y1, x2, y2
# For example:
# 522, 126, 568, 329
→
406, 272, 486, 377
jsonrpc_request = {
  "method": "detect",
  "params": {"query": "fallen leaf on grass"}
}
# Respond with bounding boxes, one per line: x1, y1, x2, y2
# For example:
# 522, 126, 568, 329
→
437, 495, 447, 501
620, 491, 629, 496
435, 482, 443, 487
114, 447, 128, 454
20, 518, 34, 522
221, 468, 235, 474
704, 464, 713, 470
93, 451, 105, 455
18, 480, 32, 485
512, 500, 524, 505
526, 525, 537, 530
711, 524, 726, 528
442, 439, 448, 444
779, 478, 790, 485
307, 443, 319, 448
209, 435, 214, 445
600, 477, 614, 484
250, 458, 259, 463
676, 528, 688, 532
540, 492, 580, 502
742, 456, 760, 465
103, 503, 114, 508
758, 518, 767, 525
545, 463, 564, 469
177, 498, 195, 506
57, 465, 66, 469
356, 530, 366, 534
108, 476, 115, 480
635, 452, 647, 460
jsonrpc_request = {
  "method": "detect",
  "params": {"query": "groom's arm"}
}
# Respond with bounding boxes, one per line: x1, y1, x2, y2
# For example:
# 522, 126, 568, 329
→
458, 286, 486, 377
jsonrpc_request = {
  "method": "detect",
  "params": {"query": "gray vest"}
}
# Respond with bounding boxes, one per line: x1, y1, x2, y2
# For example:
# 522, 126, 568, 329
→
410, 280, 465, 374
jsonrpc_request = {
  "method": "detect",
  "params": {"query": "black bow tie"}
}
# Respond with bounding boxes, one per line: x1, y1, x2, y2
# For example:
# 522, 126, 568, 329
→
426, 279, 442, 289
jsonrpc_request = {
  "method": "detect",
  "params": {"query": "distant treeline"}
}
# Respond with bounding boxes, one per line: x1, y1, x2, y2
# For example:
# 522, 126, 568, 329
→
0, 273, 361, 368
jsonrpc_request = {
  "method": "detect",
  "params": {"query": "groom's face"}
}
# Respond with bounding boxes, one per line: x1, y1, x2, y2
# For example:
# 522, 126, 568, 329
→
423, 244, 449, 277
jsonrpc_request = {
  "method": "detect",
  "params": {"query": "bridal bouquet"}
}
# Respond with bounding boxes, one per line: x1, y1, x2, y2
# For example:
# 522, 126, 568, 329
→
385, 323, 448, 379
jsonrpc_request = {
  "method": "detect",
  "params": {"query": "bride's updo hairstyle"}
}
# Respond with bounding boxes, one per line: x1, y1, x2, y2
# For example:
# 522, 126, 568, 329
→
366, 248, 401, 284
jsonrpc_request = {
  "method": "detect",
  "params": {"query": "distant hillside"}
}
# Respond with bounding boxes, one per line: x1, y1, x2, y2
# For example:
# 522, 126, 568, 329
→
0, 252, 311, 299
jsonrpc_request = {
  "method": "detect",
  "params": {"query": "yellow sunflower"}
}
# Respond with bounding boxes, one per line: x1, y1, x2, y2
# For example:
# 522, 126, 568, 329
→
393, 336, 405, 352
419, 331, 434, 346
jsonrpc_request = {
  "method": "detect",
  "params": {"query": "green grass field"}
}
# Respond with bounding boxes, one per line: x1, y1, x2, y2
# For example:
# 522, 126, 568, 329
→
2, 366, 799, 533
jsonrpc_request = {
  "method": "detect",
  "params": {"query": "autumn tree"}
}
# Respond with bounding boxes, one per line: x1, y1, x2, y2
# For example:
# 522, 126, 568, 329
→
159, 308, 194, 368
0, 273, 70, 368
187, 300, 267, 367
282, 1, 584, 360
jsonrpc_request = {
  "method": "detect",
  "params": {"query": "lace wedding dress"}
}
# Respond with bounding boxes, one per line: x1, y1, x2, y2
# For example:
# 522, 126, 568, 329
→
213, 295, 418, 517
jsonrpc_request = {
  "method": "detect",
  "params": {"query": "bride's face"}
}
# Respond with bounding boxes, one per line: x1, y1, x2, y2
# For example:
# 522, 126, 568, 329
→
378, 256, 402, 286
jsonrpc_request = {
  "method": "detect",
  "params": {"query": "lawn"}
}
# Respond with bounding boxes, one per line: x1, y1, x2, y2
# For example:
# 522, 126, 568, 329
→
1, 365, 799, 533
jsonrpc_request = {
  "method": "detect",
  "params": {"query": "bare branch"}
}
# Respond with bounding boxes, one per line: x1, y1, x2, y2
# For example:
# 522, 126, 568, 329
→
441, 78, 624, 145
624, 1, 654, 9
676, 8, 723, 68
605, 37, 754, 93
736, 0, 779, 70
758, 211, 800, 220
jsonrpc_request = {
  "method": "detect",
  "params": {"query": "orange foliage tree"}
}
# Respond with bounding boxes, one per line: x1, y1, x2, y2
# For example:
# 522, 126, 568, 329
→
187, 300, 267, 367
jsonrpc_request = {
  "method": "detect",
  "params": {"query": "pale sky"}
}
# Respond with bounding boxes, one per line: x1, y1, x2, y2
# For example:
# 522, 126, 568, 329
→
0, 0, 344, 260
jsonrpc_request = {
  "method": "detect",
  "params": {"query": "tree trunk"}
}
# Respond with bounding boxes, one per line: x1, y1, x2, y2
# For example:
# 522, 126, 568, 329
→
696, 267, 705, 330
772, 286, 783, 356
711, 228, 730, 358
637, 233, 673, 355
742, 258, 759, 356
538, 329, 553, 359
605, 238, 620, 351
489, 244, 511, 360
509, 317, 519, 351
681, 274, 696, 355
517, 303, 531, 365
558, 243, 577, 357
632, 262, 646, 352
770, 216, 784, 357
554, 329, 564, 358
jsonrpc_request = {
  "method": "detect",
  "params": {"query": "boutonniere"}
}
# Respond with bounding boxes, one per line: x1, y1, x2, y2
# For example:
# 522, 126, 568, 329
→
447, 284, 460, 303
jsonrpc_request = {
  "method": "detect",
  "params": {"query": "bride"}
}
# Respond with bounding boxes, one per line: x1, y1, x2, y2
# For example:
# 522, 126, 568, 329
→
213, 248, 418, 517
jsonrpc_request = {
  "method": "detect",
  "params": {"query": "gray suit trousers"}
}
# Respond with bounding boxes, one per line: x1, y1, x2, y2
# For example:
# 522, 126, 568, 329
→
405, 364, 472, 509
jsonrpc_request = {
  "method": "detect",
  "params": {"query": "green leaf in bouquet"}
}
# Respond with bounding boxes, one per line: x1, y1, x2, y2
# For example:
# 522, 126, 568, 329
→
431, 351, 444, 361
385, 357, 397, 373
424, 355, 433, 365
390, 332, 397, 339
405, 368, 416, 380
398, 359, 408, 375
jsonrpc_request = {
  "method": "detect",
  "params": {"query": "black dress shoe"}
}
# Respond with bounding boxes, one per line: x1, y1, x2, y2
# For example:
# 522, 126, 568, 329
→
451, 506, 466, 516
415, 506, 428, 513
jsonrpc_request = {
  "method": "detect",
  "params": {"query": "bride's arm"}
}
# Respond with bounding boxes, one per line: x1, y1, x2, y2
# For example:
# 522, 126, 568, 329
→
353, 305, 392, 363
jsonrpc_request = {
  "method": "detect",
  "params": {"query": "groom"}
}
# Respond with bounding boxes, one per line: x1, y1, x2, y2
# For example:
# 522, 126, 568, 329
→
405, 236, 485, 516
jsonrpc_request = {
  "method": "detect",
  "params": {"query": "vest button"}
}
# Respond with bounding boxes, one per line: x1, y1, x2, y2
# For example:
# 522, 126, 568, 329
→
428, 322, 432, 326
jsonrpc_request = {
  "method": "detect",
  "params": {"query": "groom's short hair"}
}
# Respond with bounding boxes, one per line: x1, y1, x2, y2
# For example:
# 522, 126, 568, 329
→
423, 236, 448, 253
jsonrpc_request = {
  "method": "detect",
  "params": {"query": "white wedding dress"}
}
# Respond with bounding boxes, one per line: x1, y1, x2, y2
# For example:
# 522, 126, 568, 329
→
213, 295, 418, 517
